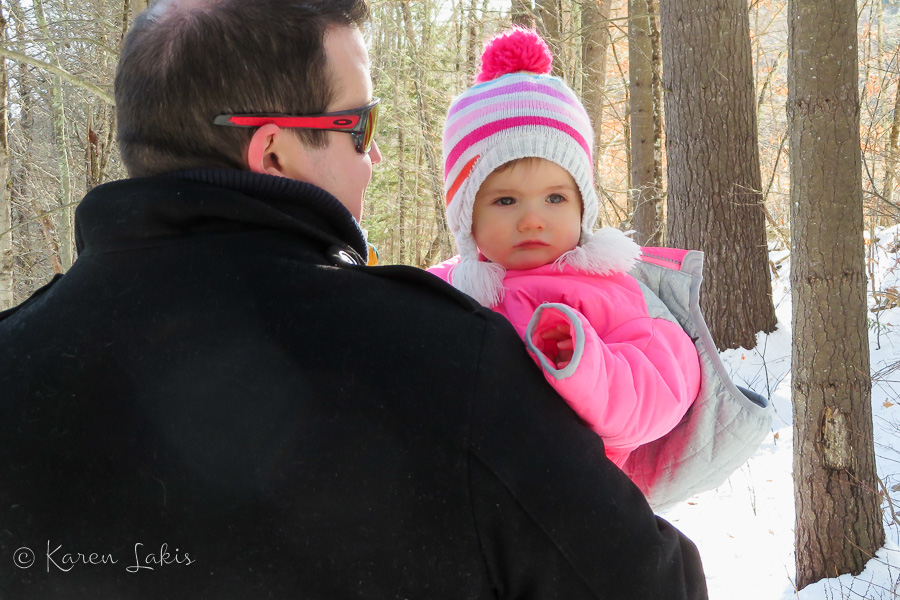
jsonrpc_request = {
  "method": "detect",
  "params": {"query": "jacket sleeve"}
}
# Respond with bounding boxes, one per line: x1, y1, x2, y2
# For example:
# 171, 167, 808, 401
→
469, 315, 708, 600
523, 302, 701, 456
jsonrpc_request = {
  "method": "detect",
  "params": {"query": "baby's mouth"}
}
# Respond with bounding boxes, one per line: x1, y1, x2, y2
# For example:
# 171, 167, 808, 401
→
515, 240, 550, 248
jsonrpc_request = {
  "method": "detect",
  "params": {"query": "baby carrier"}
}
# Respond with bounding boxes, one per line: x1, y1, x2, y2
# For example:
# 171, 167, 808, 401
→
624, 247, 773, 511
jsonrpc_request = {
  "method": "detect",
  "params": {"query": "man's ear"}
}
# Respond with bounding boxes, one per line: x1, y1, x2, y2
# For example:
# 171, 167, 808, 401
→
246, 123, 300, 176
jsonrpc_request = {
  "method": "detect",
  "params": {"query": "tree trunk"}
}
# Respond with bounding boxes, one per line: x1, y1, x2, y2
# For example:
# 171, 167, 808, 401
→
605, 36, 631, 226
396, 110, 407, 264
0, 1, 11, 311
120, 0, 134, 47
34, 0, 74, 271
466, 0, 480, 80
511, 0, 533, 27
882, 66, 900, 221
789, 0, 884, 588
8, 0, 62, 281
660, 0, 776, 350
649, 0, 663, 235
872, 0, 896, 225
400, 1, 450, 262
628, 0, 662, 246
581, 0, 612, 185
86, 112, 101, 191
536, 0, 564, 79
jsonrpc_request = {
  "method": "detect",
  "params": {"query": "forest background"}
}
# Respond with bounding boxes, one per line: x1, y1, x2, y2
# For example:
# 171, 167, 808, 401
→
1, 0, 900, 594
0, 0, 898, 307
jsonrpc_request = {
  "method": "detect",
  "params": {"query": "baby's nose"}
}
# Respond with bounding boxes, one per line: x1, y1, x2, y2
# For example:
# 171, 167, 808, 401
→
518, 210, 545, 231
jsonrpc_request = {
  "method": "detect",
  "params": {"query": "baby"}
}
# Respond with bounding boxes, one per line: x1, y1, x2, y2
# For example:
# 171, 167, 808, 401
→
428, 28, 702, 468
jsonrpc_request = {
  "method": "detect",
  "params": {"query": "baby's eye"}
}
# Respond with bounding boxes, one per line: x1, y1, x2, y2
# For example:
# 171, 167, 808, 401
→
546, 194, 566, 204
494, 197, 516, 206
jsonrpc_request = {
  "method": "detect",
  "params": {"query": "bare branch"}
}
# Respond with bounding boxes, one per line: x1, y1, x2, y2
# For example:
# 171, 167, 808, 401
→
0, 46, 114, 105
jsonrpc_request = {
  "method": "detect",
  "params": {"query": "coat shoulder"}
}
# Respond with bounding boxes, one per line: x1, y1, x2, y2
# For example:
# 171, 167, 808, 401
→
0, 273, 64, 326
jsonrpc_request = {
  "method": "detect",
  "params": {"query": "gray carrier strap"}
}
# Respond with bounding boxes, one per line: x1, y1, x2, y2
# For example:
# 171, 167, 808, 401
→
623, 250, 773, 512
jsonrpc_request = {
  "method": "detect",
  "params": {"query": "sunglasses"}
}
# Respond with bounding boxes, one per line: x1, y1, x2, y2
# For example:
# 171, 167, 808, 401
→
214, 98, 380, 155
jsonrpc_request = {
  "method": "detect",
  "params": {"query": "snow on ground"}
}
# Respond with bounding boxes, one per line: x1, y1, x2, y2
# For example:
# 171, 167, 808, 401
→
660, 227, 900, 599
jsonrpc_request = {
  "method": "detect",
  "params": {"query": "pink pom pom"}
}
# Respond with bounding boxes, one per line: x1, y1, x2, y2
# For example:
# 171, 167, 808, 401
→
475, 27, 553, 83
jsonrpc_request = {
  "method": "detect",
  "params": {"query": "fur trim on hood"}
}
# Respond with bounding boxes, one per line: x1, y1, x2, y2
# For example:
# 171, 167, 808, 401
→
555, 227, 641, 275
454, 227, 641, 307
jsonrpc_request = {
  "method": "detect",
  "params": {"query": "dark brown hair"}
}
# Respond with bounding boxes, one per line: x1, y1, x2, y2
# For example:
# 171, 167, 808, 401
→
115, 0, 370, 177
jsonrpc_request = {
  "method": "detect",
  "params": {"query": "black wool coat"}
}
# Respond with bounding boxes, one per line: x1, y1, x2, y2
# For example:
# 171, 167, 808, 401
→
0, 170, 708, 599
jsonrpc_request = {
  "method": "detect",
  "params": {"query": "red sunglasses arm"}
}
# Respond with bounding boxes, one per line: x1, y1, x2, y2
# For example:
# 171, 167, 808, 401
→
214, 114, 361, 129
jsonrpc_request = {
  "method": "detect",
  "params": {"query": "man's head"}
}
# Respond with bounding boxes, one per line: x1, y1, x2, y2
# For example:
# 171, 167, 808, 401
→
115, 0, 380, 219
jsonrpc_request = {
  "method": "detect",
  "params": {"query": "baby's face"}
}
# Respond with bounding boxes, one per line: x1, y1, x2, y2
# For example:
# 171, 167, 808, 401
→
471, 158, 582, 270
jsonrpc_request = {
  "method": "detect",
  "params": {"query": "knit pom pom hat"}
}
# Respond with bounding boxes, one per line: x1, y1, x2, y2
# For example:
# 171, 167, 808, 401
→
443, 27, 639, 306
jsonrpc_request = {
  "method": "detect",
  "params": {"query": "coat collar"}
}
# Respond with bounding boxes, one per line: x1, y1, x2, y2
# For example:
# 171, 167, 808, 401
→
74, 169, 369, 261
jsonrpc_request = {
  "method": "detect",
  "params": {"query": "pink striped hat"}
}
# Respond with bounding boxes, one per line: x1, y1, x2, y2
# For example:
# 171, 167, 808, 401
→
442, 28, 627, 306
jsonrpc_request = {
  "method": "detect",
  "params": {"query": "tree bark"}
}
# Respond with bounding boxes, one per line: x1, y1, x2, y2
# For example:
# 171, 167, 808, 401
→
396, 101, 407, 264
649, 0, 663, 232
628, 0, 662, 245
535, 0, 564, 79
0, 1, 11, 311
400, 1, 450, 262
510, 0, 533, 27
466, 0, 480, 80
789, 0, 884, 588
12, 0, 63, 279
8, 0, 62, 284
882, 65, 900, 221
660, 0, 776, 350
581, 0, 612, 190
34, 0, 74, 271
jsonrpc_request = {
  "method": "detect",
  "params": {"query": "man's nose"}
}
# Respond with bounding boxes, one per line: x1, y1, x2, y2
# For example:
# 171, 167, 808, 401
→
369, 140, 383, 165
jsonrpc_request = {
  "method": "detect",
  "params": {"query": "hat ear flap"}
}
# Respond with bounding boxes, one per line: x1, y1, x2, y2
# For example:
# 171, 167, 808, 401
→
555, 228, 641, 275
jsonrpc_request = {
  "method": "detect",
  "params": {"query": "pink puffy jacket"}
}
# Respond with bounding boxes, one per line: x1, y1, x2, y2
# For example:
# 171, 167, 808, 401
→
428, 257, 701, 468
